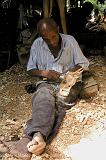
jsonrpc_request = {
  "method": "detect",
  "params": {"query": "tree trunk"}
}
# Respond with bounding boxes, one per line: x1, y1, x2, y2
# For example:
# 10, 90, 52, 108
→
43, 0, 49, 17
43, 0, 67, 33
57, 0, 67, 33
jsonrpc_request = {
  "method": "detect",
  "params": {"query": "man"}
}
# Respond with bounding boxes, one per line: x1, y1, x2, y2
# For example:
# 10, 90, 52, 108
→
0, 18, 89, 159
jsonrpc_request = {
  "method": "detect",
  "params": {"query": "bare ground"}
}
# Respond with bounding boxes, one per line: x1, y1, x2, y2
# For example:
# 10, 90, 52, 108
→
0, 55, 106, 160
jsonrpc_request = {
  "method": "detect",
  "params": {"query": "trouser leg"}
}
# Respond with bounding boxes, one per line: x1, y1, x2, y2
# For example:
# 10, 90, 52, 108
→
24, 83, 56, 139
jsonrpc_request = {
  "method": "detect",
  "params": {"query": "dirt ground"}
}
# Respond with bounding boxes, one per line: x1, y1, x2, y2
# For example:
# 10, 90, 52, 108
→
0, 55, 106, 160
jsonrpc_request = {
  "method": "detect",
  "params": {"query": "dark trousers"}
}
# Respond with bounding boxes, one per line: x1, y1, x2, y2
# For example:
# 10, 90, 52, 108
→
24, 82, 82, 142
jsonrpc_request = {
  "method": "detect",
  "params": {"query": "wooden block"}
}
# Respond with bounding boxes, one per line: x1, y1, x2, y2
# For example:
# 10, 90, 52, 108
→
80, 76, 98, 98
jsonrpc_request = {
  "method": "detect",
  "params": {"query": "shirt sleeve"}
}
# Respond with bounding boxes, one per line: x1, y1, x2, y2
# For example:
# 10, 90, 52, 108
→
27, 42, 38, 71
72, 36, 89, 69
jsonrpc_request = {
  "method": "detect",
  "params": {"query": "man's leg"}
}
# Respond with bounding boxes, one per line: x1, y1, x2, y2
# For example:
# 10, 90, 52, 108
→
0, 83, 56, 158
24, 83, 56, 155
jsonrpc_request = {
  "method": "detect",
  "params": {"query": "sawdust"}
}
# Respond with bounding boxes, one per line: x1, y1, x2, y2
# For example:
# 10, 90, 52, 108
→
0, 55, 106, 160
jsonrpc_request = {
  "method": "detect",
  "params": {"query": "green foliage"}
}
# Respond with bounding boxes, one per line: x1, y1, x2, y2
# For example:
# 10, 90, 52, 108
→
85, 0, 98, 7
84, 0, 106, 13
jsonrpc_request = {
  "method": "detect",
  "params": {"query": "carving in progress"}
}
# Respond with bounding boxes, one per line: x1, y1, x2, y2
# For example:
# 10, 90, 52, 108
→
57, 67, 83, 104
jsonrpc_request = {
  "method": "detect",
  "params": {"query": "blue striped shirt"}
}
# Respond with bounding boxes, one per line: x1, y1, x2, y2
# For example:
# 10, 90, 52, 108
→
27, 33, 89, 73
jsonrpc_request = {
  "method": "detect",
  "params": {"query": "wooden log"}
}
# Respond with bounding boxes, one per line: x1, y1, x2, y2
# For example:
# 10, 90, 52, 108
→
49, 0, 53, 17
43, 0, 50, 17
43, 0, 67, 33
57, 0, 67, 33
80, 76, 98, 98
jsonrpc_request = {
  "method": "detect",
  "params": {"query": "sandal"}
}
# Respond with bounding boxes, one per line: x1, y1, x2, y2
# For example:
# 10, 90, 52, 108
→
0, 137, 31, 160
0, 140, 9, 153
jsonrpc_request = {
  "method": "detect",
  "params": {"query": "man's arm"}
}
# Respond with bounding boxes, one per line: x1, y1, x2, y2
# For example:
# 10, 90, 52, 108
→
28, 69, 61, 81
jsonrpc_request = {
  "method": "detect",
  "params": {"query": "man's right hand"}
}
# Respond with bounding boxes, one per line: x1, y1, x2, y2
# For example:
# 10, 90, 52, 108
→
28, 69, 61, 81
43, 70, 60, 80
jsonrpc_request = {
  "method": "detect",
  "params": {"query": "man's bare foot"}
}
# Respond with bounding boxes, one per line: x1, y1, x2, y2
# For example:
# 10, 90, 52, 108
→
27, 132, 46, 155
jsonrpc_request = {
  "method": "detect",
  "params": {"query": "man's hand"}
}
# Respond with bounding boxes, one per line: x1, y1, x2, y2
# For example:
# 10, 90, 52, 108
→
43, 70, 60, 80
65, 67, 83, 82
28, 69, 60, 81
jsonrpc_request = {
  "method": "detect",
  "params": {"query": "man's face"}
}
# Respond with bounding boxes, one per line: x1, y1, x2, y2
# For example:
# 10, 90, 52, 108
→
42, 30, 60, 48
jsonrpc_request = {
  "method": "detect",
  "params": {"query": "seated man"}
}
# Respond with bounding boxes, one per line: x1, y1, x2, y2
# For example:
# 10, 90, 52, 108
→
0, 18, 89, 159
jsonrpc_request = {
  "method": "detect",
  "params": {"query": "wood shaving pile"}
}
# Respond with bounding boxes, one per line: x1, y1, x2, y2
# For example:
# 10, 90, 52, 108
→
0, 55, 106, 160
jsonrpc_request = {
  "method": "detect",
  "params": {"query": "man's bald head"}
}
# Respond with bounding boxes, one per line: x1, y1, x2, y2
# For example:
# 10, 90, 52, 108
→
37, 18, 59, 35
